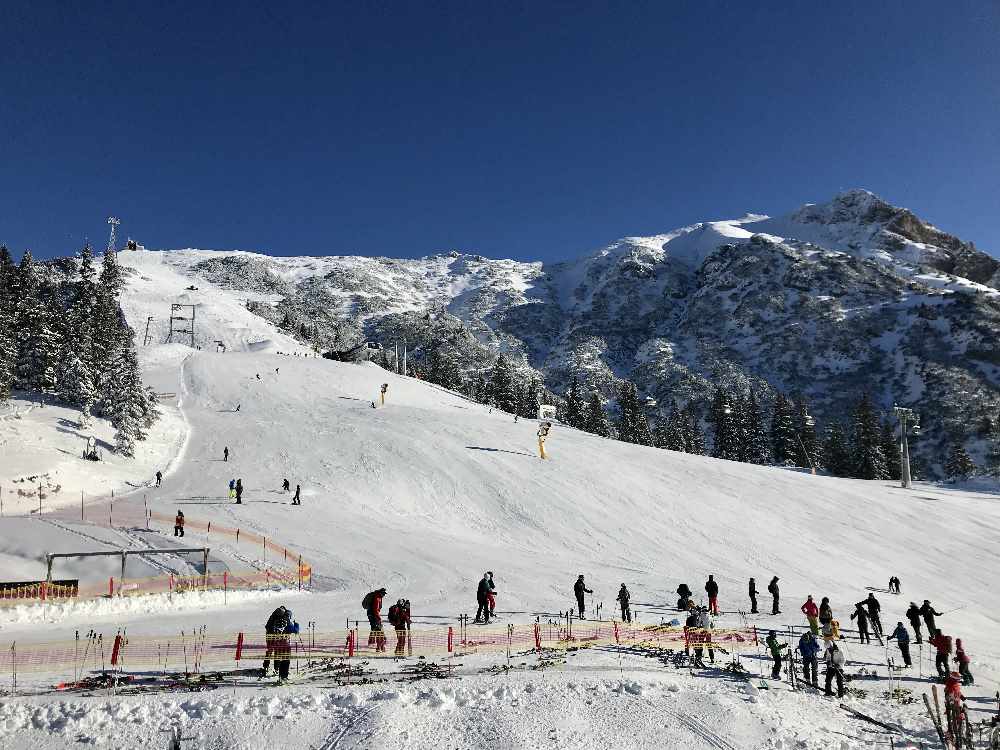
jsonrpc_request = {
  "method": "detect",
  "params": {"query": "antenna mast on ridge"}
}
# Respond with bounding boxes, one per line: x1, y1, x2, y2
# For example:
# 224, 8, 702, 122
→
106, 216, 121, 252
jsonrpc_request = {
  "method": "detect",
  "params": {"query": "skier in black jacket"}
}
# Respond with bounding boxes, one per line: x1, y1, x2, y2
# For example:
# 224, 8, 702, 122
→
475, 574, 492, 624
705, 575, 720, 615
617, 584, 632, 623
851, 602, 871, 644
767, 576, 780, 615
906, 602, 923, 643
574, 574, 593, 618
920, 600, 942, 633
748, 578, 759, 614
676, 583, 693, 611
262, 606, 291, 675
865, 593, 883, 638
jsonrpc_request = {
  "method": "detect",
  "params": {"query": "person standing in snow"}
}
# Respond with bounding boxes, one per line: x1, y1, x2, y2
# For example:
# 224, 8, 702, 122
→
819, 597, 833, 627
475, 573, 492, 624
282, 478, 290, 492
823, 642, 846, 697
906, 602, 923, 644
767, 576, 780, 615
705, 575, 720, 616
684, 604, 699, 660
228, 478, 236, 500
223, 446, 229, 462
954, 638, 974, 685
865, 593, 883, 638
801, 595, 819, 635
363, 588, 387, 652
929, 629, 953, 678
851, 602, 872, 644
765, 631, 786, 679
888, 621, 912, 667
574, 574, 593, 619
797, 631, 821, 688
173, 510, 185, 537
388, 599, 411, 655
676, 582, 693, 611
617, 584, 632, 623
155, 471, 162, 487
748, 578, 759, 614
262, 605, 294, 677
235, 478, 243, 504
292, 484, 301, 505
920, 600, 943, 634
696, 606, 715, 664
486, 572, 496, 619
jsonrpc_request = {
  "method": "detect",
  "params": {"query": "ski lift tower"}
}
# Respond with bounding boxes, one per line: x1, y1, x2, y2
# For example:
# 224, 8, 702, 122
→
106, 217, 120, 252
167, 304, 196, 347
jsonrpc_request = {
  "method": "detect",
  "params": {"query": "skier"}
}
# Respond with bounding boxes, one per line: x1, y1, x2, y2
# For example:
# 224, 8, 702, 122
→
954, 638, 974, 685
888, 621, 912, 667
865, 593, 883, 638
475, 573, 491, 624
235, 404, 241, 412
944, 672, 967, 731
797, 631, 821, 688
823, 642, 846, 697
256, 373, 260, 380
262, 605, 294, 677
929, 629, 953, 677
235, 478, 243, 504
801, 595, 819, 635
705, 575, 719, 616
676, 583, 693, 611
850, 602, 872, 644
765, 630, 786, 679
617, 583, 632, 623
292, 484, 301, 505
173, 510, 185, 537
387, 599, 411, 655
485, 572, 496, 618
155, 471, 162, 487
906, 602, 923, 644
696, 606, 715, 664
819, 597, 833, 627
888, 576, 901, 594
223, 446, 229, 462
767, 576, 780, 615
228, 478, 236, 500
920, 599, 943, 634
684, 605, 699, 661
574, 574, 593, 619
282, 478, 290, 492
748, 577, 759, 614
363, 588, 387, 652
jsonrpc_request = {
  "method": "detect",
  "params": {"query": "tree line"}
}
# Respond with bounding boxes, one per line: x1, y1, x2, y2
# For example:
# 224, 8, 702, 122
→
0, 245, 159, 456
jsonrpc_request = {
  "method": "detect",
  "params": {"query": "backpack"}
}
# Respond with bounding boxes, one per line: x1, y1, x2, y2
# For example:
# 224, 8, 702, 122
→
362, 591, 375, 610
767, 580, 777, 594
387, 604, 401, 626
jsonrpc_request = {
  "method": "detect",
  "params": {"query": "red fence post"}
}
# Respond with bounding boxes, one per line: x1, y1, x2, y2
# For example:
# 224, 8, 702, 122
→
110, 635, 122, 666
108, 577, 114, 598
613, 621, 620, 645
40, 581, 47, 602
448, 626, 454, 653
534, 623, 541, 651
347, 630, 355, 658
235, 632, 244, 662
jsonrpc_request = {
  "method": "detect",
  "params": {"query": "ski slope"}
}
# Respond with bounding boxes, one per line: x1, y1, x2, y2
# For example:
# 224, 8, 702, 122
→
2, 250, 1000, 748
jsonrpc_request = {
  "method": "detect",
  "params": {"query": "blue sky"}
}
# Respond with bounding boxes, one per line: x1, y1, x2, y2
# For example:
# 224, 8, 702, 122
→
2, 1, 998, 262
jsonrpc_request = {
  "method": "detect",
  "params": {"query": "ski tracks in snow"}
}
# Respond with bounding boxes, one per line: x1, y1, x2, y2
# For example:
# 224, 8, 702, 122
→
314, 704, 378, 750
663, 707, 741, 750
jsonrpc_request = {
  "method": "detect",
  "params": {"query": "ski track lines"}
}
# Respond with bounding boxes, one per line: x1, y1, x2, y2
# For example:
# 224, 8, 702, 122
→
665, 707, 740, 750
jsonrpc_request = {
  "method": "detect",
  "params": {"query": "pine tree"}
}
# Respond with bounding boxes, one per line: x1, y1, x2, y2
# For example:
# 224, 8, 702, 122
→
583, 392, 612, 438
822, 421, 852, 477
90, 248, 126, 388
708, 387, 739, 460
13, 253, 60, 393
986, 417, 1000, 480
616, 381, 652, 445
563, 376, 585, 428
488, 354, 519, 413
851, 393, 888, 480
944, 441, 976, 482
880, 418, 901, 481
653, 399, 686, 451
107, 346, 148, 456
60, 354, 95, 408
0, 246, 15, 401
770, 393, 797, 465
518, 377, 541, 418
741, 392, 770, 464
682, 405, 706, 455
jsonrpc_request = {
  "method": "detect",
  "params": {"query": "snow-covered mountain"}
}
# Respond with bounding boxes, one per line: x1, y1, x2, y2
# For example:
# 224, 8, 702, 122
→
124, 190, 1000, 474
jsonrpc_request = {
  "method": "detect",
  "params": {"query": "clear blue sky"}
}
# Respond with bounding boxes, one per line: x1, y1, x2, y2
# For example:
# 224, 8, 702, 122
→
3, 1, 998, 262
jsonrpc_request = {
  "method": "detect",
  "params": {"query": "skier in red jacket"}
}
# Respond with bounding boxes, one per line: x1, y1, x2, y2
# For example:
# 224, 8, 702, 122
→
388, 599, 411, 655
954, 638, 974, 685
929, 629, 953, 677
801, 595, 819, 635
364, 588, 387, 652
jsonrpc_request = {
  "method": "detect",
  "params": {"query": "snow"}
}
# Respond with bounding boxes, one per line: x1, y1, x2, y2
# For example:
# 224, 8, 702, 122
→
2, 246, 999, 748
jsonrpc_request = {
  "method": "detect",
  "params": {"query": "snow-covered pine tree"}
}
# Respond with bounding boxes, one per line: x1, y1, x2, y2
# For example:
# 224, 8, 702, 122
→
141, 386, 162, 428
850, 392, 888, 480
107, 345, 148, 456
682, 405, 706, 455
770, 393, 798, 465
563, 376, 585, 428
90, 248, 126, 388
488, 354, 519, 413
616, 381, 653, 445
13, 253, 60, 393
822, 421, 852, 477
743, 391, 771, 464
986, 418, 1000, 480
708, 386, 739, 460
0, 246, 15, 401
654, 399, 684, 451
518, 377, 541, 418
879, 418, 901, 480
583, 392, 612, 438
944, 441, 976, 482
60, 354, 96, 410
